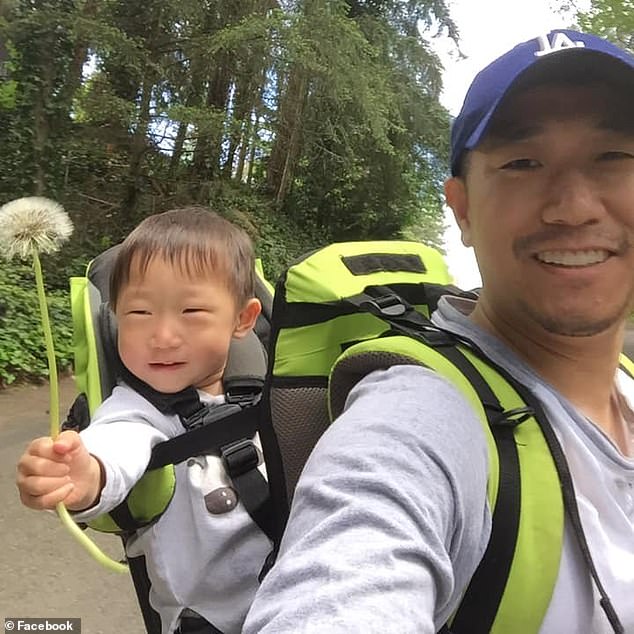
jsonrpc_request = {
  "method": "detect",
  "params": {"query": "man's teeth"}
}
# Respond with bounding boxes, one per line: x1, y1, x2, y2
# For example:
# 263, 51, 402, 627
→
536, 250, 609, 266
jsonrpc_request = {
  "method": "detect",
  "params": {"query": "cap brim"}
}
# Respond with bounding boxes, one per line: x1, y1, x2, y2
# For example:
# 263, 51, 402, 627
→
464, 49, 634, 152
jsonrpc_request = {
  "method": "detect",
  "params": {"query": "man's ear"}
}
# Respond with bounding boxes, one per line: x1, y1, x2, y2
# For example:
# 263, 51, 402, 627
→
444, 177, 472, 248
233, 298, 262, 338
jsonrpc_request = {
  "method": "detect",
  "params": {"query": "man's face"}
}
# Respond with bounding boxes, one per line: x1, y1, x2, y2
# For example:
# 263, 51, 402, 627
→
446, 82, 634, 337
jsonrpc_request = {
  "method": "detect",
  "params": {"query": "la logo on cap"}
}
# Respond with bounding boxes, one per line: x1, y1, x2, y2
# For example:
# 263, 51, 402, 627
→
534, 32, 585, 57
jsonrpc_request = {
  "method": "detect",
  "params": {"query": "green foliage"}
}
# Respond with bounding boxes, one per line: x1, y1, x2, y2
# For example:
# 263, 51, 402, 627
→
0, 261, 73, 387
0, 0, 459, 388
74, 73, 138, 127
285, 1, 452, 242
0, 80, 17, 109
575, 0, 634, 51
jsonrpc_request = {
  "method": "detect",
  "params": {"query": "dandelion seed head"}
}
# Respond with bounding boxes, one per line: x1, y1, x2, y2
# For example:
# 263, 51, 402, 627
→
0, 196, 73, 259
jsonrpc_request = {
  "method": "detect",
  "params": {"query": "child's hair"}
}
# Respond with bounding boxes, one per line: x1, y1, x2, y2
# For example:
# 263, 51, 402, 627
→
110, 207, 255, 311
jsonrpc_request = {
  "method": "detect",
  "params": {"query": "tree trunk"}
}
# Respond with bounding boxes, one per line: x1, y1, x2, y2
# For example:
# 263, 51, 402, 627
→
238, 66, 267, 183
32, 46, 55, 194
60, 0, 98, 106
235, 117, 251, 182
267, 66, 309, 205
223, 74, 255, 178
168, 119, 189, 178
247, 124, 258, 186
191, 62, 231, 183
120, 73, 153, 218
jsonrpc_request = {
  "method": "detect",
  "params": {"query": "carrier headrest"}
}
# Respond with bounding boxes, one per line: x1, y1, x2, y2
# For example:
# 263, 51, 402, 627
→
88, 244, 120, 302
224, 330, 267, 403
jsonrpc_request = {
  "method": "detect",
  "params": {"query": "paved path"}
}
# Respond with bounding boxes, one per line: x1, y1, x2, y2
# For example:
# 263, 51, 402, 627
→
0, 376, 145, 634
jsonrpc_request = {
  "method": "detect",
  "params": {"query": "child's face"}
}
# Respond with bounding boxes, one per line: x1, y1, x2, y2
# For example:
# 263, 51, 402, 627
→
115, 256, 249, 395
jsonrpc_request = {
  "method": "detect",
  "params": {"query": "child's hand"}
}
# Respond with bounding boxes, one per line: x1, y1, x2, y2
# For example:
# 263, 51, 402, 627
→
16, 430, 103, 512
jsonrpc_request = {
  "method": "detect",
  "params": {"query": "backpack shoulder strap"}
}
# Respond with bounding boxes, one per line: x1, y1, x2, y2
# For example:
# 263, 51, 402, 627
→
468, 343, 623, 634
330, 334, 563, 634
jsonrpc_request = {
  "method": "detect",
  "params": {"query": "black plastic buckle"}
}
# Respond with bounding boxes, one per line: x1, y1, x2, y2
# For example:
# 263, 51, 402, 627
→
182, 403, 242, 431
221, 439, 260, 477
360, 294, 407, 317
490, 406, 534, 427
415, 326, 457, 347
181, 408, 211, 430
225, 388, 262, 407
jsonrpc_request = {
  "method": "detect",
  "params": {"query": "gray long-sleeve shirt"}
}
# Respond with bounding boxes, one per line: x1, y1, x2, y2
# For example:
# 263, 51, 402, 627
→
243, 297, 634, 633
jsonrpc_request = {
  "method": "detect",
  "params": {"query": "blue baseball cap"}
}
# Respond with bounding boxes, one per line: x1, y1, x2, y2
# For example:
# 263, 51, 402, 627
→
450, 30, 634, 175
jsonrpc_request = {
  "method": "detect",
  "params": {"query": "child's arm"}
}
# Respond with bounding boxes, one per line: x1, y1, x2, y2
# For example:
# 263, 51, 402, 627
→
16, 430, 104, 512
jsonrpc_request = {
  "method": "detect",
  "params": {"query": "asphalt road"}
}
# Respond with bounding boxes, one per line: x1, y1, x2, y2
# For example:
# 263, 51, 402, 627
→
0, 377, 145, 634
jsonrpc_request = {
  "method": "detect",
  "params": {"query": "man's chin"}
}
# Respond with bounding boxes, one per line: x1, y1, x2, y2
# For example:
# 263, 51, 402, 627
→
533, 312, 623, 338
518, 294, 632, 338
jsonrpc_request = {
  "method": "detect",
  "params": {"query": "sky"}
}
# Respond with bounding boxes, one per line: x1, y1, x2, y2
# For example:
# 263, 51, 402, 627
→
428, 0, 590, 289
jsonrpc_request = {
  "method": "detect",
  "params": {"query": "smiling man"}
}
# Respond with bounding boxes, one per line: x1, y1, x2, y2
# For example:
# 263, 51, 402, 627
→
244, 31, 634, 634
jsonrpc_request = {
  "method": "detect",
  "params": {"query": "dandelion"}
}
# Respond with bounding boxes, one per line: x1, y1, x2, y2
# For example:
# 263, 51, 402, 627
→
0, 197, 126, 574
0, 197, 73, 259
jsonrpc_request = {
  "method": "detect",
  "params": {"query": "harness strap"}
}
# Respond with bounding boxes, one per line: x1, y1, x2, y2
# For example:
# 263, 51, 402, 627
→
116, 360, 275, 542
435, 345, 522, 634
119, 362, 203, 419
109, 500, 145, 534
145, 397, 276, 543
125, 552, 162, 634
146, 406, 260, 469
222, 439, 276, 541
511, 378, 624, 634
175, 615, 224, 634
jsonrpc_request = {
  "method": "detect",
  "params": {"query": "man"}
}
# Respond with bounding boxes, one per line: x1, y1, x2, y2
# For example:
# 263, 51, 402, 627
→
244, 30, 634, 633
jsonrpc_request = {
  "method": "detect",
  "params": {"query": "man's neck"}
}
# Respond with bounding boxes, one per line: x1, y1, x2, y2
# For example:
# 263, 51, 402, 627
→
470, 303, 626, 441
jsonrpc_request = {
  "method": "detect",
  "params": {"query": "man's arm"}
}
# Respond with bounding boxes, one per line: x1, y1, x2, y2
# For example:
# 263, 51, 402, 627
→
244, 365, 491, 633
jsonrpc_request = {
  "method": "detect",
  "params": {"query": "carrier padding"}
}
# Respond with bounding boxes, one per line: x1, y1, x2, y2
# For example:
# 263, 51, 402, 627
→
268, 241, 454, 502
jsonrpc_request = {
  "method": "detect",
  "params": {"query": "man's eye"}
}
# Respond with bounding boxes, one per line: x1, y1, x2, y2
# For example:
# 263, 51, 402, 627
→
500, 158, 540, 170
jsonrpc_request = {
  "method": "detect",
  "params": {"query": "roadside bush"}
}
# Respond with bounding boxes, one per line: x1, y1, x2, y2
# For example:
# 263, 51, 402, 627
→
0, 261, 73, 387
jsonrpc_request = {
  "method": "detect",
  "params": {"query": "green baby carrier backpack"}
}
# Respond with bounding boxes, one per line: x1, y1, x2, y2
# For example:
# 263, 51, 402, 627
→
256, 239, 631, 634
65, 243, 275, 634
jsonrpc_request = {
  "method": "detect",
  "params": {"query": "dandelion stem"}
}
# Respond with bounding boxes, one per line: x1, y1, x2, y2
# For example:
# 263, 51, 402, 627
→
33, 252, 59, 439
32, 252, 127, 574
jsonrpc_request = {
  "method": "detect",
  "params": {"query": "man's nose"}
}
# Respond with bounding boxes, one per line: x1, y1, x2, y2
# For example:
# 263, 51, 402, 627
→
541, 169, 605, 226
